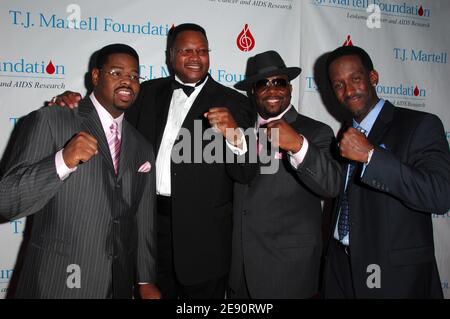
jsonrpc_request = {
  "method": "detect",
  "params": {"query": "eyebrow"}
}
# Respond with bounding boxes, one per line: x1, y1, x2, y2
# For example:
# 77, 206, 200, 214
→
109, 65, 139, 72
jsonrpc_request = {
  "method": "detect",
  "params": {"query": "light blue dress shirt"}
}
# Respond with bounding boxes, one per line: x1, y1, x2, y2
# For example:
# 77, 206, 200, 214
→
334, 99, 386, 246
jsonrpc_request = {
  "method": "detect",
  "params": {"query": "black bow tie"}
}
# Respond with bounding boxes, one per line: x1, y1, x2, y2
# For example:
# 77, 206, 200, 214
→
171, 76, 207, 97
172, 81, 195, 97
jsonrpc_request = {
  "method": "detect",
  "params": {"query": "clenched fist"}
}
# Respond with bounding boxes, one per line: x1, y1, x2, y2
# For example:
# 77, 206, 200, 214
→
338, 127, 373, 163
265, 119, 303, 153
62, 132, 98, 168
204, 107, 242, 146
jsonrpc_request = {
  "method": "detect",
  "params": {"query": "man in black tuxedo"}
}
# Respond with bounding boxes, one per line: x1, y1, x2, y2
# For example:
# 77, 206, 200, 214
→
51, 24, 256, 298
322, 45, 450, 298
228, 51, 342, 298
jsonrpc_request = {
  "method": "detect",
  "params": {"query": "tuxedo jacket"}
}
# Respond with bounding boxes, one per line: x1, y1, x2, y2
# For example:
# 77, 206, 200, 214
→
0, 98, 157, 298
126, 75, 257, 285
229, 107, 342, 298
323, 101, 450, 298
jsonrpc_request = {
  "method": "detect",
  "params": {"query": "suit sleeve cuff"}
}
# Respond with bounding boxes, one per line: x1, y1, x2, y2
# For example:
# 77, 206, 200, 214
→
288, 135, 309, 169
225, 128, 248, 156
55, 149, 77, 181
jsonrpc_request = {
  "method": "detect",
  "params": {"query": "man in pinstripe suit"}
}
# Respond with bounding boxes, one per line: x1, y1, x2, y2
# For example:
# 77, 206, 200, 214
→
0, 44, 160, 299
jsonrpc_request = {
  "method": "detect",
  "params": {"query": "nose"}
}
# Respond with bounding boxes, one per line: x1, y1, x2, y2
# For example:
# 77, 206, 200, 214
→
344, 82, 356, 98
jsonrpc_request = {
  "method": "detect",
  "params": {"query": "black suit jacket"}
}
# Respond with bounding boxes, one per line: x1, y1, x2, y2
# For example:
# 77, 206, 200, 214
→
324, 101, 450, 298
0, 98, 157, 298
126, 75, 257, 285
229, 107, 342, 298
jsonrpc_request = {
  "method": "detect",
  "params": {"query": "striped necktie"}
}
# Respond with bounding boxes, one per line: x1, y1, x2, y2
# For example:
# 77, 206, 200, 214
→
108, 121, 121, 175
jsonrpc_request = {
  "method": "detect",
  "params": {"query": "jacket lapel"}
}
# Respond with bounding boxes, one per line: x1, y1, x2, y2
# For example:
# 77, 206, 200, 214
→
117, 120, 137, 180
155, 77, 176, 153
367, 100, 395, 146
182, 75, 215, 126
77, 98, 115, 175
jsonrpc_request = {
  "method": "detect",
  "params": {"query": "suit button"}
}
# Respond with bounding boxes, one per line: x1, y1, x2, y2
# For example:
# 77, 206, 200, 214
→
113, 219, 119, 224
115, 182, 121, 188
242, 210, 248, 215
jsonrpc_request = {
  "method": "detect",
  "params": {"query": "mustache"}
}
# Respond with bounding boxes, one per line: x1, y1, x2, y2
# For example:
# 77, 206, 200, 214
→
114, 86, 135, 94
344, 94, 363, 103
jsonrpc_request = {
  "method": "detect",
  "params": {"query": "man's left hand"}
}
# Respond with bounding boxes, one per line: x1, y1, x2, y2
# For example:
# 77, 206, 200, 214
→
266, 119, 303, 153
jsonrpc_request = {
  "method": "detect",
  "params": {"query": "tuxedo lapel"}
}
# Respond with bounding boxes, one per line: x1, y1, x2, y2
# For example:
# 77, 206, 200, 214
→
183, 76, 215, 126
77, 98, 115, 175
155, 79, 174, 153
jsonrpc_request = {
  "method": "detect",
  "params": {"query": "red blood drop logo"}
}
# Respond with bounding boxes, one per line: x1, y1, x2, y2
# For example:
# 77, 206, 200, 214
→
237, 24, 255, 52
418, 5, 424, 16
343, 35, 353, 47
414, 86, 420, 96
46, 60, 55, 74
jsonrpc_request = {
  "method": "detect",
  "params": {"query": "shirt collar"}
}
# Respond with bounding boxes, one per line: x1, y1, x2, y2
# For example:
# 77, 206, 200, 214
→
353, 99, 385, 136
90, 92, 124, 138
174, 75, 208, 89
257, 105, 293, 128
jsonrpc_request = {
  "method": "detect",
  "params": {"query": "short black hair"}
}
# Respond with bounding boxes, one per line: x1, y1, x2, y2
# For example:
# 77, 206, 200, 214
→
95, 43, 139, 69
167, 23, 208, 49
326, 45, 374, 74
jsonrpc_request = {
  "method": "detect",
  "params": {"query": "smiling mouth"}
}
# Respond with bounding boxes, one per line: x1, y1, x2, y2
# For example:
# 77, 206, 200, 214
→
265, 96, 284, 104
346, 95, 362, 103
185, 64, 202, 71
115, 88, 134, 101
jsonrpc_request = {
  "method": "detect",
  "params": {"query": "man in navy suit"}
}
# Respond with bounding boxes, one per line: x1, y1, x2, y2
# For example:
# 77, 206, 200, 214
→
322, 45, 450, 298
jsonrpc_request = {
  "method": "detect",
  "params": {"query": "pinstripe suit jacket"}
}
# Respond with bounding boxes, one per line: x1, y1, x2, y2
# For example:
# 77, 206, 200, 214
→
0, 98, 157, 298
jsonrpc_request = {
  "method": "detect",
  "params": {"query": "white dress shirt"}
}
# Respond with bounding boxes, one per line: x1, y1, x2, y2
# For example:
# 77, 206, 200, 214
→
156, 76, 247, 196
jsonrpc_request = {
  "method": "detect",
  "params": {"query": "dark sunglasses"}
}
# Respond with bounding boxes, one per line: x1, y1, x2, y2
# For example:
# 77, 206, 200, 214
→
254, 78, 289, 92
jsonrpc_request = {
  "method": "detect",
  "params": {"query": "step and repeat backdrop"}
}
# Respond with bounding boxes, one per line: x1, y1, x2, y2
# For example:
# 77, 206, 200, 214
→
0, 0, 449, 298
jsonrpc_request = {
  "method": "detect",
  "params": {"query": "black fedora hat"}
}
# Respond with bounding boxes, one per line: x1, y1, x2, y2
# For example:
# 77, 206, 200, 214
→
235, 50, 301, 91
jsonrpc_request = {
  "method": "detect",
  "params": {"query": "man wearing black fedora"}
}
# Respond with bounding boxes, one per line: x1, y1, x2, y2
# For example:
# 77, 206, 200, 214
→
229, 50, 342, 298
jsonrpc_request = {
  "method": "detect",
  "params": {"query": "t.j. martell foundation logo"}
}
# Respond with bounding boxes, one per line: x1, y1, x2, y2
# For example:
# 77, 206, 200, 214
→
236, 24, 255, 52
0, 58, 65, 77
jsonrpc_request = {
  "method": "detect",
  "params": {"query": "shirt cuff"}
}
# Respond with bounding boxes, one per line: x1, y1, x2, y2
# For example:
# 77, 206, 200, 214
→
288, 135, 309, 169
360, 149, 374, 177
225, 128, 248, 156
55, 149, 77, 181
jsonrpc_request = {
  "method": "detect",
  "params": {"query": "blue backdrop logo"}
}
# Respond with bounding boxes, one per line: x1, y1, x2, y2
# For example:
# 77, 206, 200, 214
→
376, 82, 426, 108
0, 58, 65, 79
311, 0, 431, 28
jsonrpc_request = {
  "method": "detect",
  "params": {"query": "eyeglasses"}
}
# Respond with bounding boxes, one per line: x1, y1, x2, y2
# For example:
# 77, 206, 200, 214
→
175, 48, 210, 57
254, 78, 289, 92
101, 69, 143, 82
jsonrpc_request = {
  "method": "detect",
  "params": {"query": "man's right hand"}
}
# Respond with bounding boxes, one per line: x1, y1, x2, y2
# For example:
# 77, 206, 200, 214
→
48, 91, 82, 109
62, 132, 98, 168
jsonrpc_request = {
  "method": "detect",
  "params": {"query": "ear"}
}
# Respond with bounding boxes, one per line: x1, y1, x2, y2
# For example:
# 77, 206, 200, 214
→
91, 68, 100, 87
369, 70, 379, 87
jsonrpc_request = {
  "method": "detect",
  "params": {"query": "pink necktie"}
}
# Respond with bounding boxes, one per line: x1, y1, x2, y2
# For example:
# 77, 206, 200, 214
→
108, 121, 121, 175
